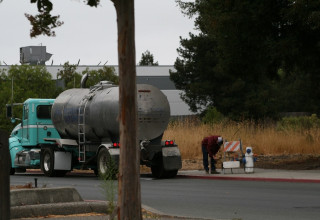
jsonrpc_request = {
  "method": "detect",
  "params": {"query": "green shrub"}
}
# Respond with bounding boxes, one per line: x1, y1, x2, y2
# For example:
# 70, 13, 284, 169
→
277, 114, 320, 131
202, 107, 225, 124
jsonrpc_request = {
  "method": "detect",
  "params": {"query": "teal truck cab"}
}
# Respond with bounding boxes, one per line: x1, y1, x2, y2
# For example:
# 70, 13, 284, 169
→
7, 82, 182, 178
7, 99, 73, 176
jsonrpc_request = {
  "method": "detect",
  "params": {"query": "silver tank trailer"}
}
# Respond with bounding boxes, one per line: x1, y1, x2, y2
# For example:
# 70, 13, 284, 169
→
51, 83, 170, 142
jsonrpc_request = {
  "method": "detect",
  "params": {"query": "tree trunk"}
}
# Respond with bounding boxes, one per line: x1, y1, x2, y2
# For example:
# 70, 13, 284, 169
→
111, 0, 142, 219
0, 130, 10, 219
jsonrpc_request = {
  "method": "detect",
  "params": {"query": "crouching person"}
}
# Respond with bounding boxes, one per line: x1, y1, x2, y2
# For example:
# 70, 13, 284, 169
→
202, 135, 223, 174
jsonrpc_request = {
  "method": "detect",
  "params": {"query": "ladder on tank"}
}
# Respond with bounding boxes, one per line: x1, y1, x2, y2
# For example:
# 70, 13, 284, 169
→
77, 86, 102, 163
78, 98, 89, 163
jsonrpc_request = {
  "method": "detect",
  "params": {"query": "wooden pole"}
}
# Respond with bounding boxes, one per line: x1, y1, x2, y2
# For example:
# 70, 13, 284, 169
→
111, 0, 142, 219
0, 130, 10, 219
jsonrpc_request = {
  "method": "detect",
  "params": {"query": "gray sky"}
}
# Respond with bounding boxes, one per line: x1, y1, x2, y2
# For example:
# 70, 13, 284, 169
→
0, 0, 196, 66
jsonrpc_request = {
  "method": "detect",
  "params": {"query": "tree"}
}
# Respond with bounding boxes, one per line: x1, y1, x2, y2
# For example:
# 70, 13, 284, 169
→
0, 65, 57, 131
21, 0, 142, 219
138, 50, 159, 66
24, 0, 64, 37
111, 1, 142, 218
172, 0, 320, 120
57, 62, 82, 89
82, 66, 119, 87
275, 0, 320, 114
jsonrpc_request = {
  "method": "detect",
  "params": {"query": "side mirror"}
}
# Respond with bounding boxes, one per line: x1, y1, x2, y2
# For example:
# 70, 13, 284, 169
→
6, 104, 12, 118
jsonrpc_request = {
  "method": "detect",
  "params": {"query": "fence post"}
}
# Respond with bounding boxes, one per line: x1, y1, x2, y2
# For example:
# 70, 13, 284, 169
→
0, 130, 10, 219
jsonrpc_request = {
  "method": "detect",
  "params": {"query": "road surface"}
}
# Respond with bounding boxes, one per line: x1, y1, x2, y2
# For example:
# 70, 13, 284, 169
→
10, 172, 320, 220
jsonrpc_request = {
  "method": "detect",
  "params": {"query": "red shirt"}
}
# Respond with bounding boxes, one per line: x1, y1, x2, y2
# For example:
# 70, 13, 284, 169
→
202, 135, 222, 157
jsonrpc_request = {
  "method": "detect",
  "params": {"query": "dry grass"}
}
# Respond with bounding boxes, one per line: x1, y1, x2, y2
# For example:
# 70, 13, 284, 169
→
163, 118, 320, 159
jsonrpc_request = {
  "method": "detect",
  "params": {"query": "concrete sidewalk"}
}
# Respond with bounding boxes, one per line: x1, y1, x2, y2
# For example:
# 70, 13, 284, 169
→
178, 168, 320, 183
11, 168, 320, 219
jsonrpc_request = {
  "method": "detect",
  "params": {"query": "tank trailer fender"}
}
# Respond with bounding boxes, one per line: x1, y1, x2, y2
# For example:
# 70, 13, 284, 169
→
43, 138, 78, 148
97, 143, 120, 166
96, 143, 120, 177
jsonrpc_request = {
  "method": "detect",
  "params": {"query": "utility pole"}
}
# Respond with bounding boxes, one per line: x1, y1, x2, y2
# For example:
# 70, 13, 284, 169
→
111, 0, 142, 219
0, 130, 10, 219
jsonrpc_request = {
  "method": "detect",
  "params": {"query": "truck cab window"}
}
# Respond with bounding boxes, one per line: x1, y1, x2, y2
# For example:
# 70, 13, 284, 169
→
37, 105, 52, 119
24, 105, 29, 120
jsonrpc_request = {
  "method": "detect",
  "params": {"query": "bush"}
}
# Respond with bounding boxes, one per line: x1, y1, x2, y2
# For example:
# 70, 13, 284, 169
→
202, 107, 225, 124
277, 114, 320, 131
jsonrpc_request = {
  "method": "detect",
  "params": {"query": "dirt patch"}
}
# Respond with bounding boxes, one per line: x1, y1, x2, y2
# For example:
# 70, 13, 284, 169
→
10, 182, 33, 190
182, 154, 320, 171
254, 154, 320, 170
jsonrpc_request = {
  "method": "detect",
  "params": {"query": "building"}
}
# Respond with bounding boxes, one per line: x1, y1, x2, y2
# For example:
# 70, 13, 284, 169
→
0, 65, 194, 116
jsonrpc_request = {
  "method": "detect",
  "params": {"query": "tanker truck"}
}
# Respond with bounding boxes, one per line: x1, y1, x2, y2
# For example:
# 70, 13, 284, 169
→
6, 78, 182, 178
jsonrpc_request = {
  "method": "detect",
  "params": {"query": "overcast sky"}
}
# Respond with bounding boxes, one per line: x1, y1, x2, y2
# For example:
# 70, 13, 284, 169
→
0, 0, 197, 66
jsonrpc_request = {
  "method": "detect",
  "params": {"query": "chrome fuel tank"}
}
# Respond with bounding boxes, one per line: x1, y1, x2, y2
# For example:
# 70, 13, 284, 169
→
51, 84, 170, 142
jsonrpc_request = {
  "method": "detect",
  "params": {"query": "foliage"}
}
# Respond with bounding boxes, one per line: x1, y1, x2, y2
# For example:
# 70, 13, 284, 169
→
57, 63, 119, 89
138, 50, 159, 66
202, 107, 225, 124
0, 65, 57, 131
99, 157, 118, 216
173, 0, 320, 120
164, 117, 320, 158
25, 0, 101, 38
277, 114, 320, 132
82, 66, 119, 87
56, 62, 82, 89
25, 0, 63, 37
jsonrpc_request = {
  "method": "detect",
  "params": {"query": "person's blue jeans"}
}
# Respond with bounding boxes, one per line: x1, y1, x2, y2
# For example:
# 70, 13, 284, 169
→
202, 145, 215, 172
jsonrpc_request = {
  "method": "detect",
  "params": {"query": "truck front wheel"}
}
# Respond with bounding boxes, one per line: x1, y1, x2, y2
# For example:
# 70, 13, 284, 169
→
9, 156, 15, 175
41, 148, 56, 177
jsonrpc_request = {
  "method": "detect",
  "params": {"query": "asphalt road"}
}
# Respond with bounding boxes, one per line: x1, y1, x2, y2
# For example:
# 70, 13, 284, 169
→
10, 172, 320, 220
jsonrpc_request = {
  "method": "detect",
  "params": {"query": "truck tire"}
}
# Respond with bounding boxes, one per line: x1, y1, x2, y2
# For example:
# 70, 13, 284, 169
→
55, 170, 68, 177
97, 148, 117, 179
41, 148, 56, 177
151, 164, 164, 178
9, 156, 15, 175
165, 169, 178, 178
15, 168, 26, 173
151, 154, 166, 178
151, 155, 178, 179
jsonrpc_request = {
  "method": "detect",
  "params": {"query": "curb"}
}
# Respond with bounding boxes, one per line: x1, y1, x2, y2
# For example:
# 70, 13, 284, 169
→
10, 187, 109, 219
177, 174, 320, 183
10, 187, 83, 206
11, 201, 108, 219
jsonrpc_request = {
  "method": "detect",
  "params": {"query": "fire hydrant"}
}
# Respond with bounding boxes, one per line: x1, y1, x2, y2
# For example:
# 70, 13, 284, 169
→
244, 147, 254, 173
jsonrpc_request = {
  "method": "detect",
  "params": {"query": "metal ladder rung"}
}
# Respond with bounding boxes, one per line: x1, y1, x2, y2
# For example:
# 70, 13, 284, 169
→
78, 98, 88, 163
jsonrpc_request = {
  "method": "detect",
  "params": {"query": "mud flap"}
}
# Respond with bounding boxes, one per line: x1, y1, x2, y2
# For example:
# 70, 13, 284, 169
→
108, 147, 120, 168
162, 147, 182, 171
54, 151, 72, 170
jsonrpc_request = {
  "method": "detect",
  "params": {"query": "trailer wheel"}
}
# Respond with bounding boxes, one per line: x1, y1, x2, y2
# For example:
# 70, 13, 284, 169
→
151, 154, 165, 178
151, 155, 178, 179
97, 148, 117, 179
55, 170, 68, 177
166, 169, 178, 178
151, 164, 164, 178
41, 148, 56, 177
